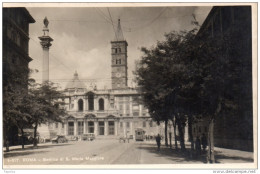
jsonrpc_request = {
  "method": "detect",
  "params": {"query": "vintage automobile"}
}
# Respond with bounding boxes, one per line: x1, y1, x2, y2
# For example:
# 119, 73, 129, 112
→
82, 133, 95, 141
51, 135, 68, 144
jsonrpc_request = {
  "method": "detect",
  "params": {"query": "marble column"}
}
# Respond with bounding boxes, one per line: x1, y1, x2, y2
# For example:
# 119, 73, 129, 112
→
85, 98, 88, 111
74, 98, 77, 111
74, 120, 77, 136
94, 121, 98, 136
64, 121, 68, 136
114, 121, 118, 136
139, 104, 143, 116
129, 96, 133, 116
130, 121, 133, 136
83, 119, 86, 134
105, 121, 108, 136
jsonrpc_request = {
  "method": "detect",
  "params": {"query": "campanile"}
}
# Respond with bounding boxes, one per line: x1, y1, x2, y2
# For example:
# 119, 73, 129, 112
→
111, 19, 128, 89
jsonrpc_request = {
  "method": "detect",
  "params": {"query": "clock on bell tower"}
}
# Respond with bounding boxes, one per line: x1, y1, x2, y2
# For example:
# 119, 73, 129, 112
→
111, 19, 128, 89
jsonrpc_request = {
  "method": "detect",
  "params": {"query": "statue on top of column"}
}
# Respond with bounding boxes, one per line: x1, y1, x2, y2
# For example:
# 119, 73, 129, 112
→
43, 17, 49, 28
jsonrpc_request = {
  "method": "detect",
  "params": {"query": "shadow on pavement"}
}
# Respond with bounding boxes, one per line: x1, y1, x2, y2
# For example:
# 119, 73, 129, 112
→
4, 150, 48, 158
137, 143, 207, 163
138, 143, 253, 163
214, 151, 254, 163
4, 143, 72, 153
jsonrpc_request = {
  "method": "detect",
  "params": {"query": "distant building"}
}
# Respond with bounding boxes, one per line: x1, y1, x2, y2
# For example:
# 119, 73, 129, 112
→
38, 19, 161, 140
194, 6, 253, 151
3, 8, 35, 145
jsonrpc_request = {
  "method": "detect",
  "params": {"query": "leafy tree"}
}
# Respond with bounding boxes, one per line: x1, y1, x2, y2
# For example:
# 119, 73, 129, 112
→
28, 81, 66, 147
135, 28, 200, 151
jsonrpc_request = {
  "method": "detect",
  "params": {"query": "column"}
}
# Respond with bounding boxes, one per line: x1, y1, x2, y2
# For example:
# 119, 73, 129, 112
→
83, 119, 86, 134
74, 120, 77, 136
38, 17, 53, 83
94, 98, 98, 111
74, 98, 77, 111
64, 121, 68, 136
94, 121, 98, 136
105, 121, 108, 136
130, 121, 133, 136
139, 104, 143, 116
123, 97, 126, 115
123, 121, 126, 136
115, 121, 118, 136
85, 98, 88, 111
129, 96, 133, 116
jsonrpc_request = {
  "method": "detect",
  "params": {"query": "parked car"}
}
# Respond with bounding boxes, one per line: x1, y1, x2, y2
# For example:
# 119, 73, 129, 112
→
51, 135, 68, 144
82, 133, 95, 141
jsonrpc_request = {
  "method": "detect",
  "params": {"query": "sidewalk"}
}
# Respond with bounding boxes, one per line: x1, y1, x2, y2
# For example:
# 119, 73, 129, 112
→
144, 140, 254, 163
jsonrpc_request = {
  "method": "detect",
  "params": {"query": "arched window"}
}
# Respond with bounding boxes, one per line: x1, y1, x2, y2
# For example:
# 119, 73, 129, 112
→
78, 99, 83, 111
88, 93, 94, 111
99, 98, 104, 111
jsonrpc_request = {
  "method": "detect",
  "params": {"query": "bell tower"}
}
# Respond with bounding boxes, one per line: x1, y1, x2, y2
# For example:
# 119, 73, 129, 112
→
111, 19, 128, 89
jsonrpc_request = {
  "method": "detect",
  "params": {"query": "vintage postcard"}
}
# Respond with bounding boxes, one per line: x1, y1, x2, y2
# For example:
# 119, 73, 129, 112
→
2, 2, 257, 170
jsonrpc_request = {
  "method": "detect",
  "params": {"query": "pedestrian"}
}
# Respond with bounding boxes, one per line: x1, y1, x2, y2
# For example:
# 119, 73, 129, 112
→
156, 134, 161, 151
195, 136, 201, 157
201, 133, 207, 152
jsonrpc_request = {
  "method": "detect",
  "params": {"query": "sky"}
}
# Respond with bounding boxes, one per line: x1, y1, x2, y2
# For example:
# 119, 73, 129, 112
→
27, 5, 212, 90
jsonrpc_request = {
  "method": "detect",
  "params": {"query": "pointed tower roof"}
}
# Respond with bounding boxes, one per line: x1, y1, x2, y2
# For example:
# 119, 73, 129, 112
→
65, 71, 86, 90
114, 19, 124, 41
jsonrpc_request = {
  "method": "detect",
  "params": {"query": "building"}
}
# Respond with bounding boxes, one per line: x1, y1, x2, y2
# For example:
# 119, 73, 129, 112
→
193, 6, 253, 151
38, 19, 160, 140
3, 8, 35, 145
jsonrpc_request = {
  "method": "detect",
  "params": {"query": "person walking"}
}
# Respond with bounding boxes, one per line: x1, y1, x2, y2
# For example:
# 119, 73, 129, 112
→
156, 134, 161, 152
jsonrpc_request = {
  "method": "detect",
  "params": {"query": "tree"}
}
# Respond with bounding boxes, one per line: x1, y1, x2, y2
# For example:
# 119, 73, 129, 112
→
135, 28, 200, 151
28, 81, 66, 147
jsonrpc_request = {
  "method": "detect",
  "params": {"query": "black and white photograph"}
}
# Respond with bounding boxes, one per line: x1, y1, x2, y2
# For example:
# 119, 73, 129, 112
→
2, 2, 257, 170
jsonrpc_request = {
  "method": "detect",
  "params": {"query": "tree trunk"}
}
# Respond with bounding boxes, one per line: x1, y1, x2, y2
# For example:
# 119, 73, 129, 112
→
33, 123, 38, 147
173, 118, 178, 150
188, 115, 194, 150
188, 115, 194, 158
21, 128, 24, 149
207, 100, 221, 163
207, 118, 215, 163
177, 117, 186, 151
4, 124, 10, 152
164, 120, 168, 147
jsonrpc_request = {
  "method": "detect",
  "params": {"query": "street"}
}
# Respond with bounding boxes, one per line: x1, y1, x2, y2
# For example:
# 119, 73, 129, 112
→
3, 139, 254, 166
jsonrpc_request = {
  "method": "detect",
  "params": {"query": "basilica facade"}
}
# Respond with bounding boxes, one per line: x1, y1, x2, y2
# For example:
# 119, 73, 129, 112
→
38, 19, 160, 140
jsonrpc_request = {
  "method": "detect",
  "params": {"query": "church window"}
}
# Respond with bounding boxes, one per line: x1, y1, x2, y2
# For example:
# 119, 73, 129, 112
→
88, 93, 94, 111
88, 121, 94, 133
68, 122, 74, 135
126, 122, 130, 128
118, 48, 121, 53
108, 121, 115, 135
99, 98, 104, 110
78, 99, 83, 111
115, 48, 117, 53
78, 121, 84, 135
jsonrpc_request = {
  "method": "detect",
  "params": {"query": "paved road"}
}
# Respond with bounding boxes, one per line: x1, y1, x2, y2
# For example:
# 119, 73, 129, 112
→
3, 139, 253, 166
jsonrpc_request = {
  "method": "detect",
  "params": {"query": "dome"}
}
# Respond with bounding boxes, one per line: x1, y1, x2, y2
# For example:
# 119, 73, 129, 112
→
65, 71, 86, 90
